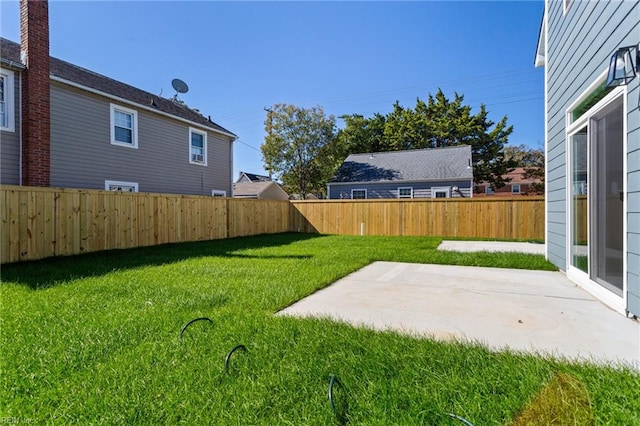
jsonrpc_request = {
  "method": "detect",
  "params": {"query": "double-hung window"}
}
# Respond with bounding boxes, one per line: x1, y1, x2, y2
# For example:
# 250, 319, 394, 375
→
398, 187, 413, 199
110, 104, 138, 148
511, 184, 521, 194
0, 68, 15, 132
189, 128, 207, 165
351, 189, 367, 199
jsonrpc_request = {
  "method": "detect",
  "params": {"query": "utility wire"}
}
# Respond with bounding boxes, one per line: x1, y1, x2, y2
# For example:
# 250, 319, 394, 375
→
214, 67, 541, 123
235, 139, 262, 152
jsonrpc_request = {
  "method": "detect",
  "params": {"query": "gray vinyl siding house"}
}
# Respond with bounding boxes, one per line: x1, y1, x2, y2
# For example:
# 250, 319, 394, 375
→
328, 146, 473, 200
536, 1, 639, 317
0, 37, 236, 195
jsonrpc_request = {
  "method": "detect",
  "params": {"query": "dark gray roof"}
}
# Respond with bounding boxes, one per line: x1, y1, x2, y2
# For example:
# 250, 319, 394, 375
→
239, 172, 272, 183
330, 145, 473, 183
0, 38, 236, 137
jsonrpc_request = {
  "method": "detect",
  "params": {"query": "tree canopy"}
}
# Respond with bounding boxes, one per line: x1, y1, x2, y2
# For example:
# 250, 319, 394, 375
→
338, 89, 516, 189
261, 104, 338, 199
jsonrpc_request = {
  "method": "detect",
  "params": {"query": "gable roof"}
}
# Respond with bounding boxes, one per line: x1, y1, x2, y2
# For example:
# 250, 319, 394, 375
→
237, 172, 272, 183
233, 181, 287, 198
329, 145, 473, 184
478, 167, 542, 186
504, 167, 542, 184
0, 38, 236, 138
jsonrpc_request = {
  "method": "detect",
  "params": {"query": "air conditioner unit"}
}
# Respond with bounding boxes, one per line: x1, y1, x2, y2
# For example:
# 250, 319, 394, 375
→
193, 154, 204, 162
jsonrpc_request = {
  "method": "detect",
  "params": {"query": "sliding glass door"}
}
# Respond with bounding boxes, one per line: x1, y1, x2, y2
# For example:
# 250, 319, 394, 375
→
590, 97, 624, 295
569, 94, 624, 297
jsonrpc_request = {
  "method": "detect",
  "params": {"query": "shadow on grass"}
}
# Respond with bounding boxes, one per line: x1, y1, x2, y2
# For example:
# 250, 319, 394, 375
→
1, 232, 321, 290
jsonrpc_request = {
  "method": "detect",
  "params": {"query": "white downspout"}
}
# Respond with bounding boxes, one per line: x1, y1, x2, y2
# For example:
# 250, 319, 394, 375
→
229, 137, 235, 197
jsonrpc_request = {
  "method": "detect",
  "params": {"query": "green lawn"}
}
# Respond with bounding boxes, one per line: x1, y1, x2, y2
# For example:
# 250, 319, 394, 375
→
1, 233, 638, 424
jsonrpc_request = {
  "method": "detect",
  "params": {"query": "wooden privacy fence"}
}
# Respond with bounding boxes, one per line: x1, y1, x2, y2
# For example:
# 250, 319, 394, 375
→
290, 197, 545, 240
1, 185, 544, 264
1, 186, 291, 264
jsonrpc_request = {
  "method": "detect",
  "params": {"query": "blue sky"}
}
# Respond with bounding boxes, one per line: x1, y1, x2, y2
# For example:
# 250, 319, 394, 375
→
1, 1, 544, 180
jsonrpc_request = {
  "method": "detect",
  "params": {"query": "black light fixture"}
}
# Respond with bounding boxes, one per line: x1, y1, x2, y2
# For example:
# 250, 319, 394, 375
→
606, 44, 639, 87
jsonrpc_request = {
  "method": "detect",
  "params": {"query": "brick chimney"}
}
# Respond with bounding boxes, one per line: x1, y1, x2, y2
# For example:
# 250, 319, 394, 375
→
20, 0, 50, 187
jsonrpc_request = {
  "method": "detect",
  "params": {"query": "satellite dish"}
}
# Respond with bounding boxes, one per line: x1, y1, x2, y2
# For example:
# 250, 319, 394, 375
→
171, 78, 189, 94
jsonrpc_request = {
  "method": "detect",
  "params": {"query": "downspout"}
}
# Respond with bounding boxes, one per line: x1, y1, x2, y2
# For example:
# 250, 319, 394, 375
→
18, 72, 23, 186
229, 136, 235, 196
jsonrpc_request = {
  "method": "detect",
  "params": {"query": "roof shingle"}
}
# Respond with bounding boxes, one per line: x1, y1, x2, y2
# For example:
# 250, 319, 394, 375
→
330, 145, 473, 183
0, 37, 236, 137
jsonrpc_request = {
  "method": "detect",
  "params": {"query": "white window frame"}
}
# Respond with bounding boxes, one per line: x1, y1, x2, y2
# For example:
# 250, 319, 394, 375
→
398, 187, 413, 199
105, 180, 139, 192
431, 186, 450, 198
511, 184, 521, 194
189, 127, 208, 166
565, 82, 627, 316
212, 190, 226, 197
0, 68, 15, 132
110, 104, 138, 148
351, 189, 367, 199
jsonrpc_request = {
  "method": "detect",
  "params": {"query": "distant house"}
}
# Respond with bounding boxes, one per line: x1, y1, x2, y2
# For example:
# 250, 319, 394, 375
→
327, 146, 473, 199
236, 172, 272, 183
535, 1, 639, 317
233, 181, 289, 200
232, 171, 288, 200
476, 167, 542, 196
0, 1, 236, 196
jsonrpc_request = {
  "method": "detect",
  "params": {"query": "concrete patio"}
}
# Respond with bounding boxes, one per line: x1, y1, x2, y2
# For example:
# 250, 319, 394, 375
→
278, 258, 640, 367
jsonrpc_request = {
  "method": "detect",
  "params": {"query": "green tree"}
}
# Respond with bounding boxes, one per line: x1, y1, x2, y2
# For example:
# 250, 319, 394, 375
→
337, 113, 387, 154
338, 89, 516, 189
469, 105, 515, 189
504, 144, 544, 167
422, 91, 477, 147
384, 101, 427, 150
261, 104, 337, 199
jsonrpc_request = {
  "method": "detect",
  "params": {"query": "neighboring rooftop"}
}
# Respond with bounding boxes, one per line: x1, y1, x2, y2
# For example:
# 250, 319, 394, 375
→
233, 181, 274, 197
0, 38, 236, 137
330, 145, 473, 183
503, 167, 542, 184
233, 181, 289, 200
237, 172, 272, 183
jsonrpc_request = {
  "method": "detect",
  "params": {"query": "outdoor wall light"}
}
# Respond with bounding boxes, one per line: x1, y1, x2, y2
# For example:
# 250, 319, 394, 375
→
606, 44, 639, 87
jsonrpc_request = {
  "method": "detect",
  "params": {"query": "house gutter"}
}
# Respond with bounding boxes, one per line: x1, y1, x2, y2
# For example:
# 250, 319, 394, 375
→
327, 177, 474, 186
229, 138, 234, 196
0, 58, 26, 70
49, 75, 238, 140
